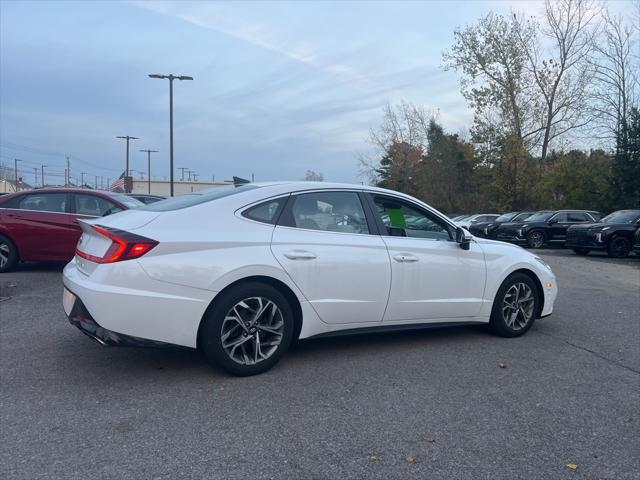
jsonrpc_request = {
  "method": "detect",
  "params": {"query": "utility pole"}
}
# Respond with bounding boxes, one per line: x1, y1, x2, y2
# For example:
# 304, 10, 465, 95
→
116, 135, 139, 193
81, 172, 86, 188
14, 159, 22, 192
33, 168, 38, 188
107, 178, 111, 190
178, 167, 189, 181
95, 176, 98, 189
140, 149, 158, 194
41, 165, 47, 188
187, 170, 192, 182
148, 73, 194, 196
192, 173, 199, 182
65, 155, 70, 186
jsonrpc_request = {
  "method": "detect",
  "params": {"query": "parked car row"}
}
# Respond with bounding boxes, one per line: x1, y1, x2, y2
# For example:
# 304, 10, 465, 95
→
469, 208, 640, 258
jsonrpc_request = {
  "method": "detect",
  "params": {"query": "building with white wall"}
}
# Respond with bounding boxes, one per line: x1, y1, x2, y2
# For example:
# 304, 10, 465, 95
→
129, 179, 232, 196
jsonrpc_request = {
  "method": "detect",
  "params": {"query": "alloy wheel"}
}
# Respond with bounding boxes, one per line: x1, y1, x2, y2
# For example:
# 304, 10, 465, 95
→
611, 238, 630, 257
529, 232, 544, 248
221, 297, 285, 365
0, 243, 9, 269
501, 282, 535, 331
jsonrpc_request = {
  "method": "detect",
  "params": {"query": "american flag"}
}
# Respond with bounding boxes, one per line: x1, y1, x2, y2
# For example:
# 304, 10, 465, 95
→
109, 172, 125, 192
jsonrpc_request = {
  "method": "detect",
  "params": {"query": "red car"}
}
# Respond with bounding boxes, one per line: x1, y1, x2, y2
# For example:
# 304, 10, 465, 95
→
0, 188, 143, 272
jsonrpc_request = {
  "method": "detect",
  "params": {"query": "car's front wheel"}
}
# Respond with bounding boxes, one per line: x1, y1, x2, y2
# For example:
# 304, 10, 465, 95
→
200, 282, 295, 376
526, 231, 545, 249
608, 237, 631, 258
0, 235, 18, 273
489, 273, 539, 337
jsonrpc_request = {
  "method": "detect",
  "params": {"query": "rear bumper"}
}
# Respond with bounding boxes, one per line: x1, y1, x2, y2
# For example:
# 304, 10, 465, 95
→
64, 287, 171, 347
62, 259, 212, 348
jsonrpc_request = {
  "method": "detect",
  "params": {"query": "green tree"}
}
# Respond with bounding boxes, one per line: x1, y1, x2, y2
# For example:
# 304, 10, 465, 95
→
610, 107, 640, 208
535, 149, 611, 211
492, 134, 537, 210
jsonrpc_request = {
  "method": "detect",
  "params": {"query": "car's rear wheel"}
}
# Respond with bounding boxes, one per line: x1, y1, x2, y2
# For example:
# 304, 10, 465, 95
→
0, 235, 18, 273
573, 248, 590, 255
200, 282, 294, 376
489, 273, 539, 337
527, 231, 545, 249
608, 237, 631, 258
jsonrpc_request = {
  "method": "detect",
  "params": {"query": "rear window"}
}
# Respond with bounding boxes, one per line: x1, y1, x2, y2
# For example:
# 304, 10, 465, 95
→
107, 194, 144, 209
139, 185, 259, 211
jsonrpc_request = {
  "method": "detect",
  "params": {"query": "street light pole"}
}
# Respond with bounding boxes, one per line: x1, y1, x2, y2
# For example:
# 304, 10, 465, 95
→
140, 149, 159, 194
148, 73, 193, 196
14, 159, 22, 192
81, 172, 87, 188
116, 135, 139, 193
41, 165, 47, 188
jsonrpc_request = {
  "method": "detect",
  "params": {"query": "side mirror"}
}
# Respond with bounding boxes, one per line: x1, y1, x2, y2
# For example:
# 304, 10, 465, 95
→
456, 227, 472, 250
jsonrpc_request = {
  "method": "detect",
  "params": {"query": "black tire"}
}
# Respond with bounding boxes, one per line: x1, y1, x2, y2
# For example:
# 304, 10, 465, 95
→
0, 234, 18, 273
607, 236, 631, 258
572, 248, 590, 256
200, 282, 295, 376
526, 231, 546, 249
489, 273, 539, 338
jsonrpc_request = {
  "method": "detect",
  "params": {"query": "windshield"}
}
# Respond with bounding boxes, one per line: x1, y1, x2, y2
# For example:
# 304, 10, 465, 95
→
108, 194, 144, 209
525, 211, 553, 222
139, 185, 259, 211
514, 212, 534, 221
601, 210, 640, 224
495, 212, 517, 222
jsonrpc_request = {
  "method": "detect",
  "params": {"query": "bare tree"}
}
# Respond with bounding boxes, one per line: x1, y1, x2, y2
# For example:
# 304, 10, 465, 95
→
516, 0, 600, 164
588, 8, 639, 146
359, 101, 437, 185
303, 170, 324, 182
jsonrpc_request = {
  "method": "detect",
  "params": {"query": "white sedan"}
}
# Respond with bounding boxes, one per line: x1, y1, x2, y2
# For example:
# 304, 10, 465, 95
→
62, 182, 557, 376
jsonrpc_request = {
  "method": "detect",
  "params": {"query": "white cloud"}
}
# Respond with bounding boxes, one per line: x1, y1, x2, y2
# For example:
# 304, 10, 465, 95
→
130, 0, 374, 86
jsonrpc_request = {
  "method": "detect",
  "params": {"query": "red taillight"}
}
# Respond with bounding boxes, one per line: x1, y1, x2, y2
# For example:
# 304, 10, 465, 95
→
76, 225, 158, 264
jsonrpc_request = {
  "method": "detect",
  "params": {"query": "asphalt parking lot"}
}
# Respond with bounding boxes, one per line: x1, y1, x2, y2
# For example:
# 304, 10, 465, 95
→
1, 250, 639, 480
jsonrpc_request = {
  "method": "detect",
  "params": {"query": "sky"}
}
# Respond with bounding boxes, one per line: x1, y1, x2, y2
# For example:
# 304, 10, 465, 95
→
0, 0, 634, 187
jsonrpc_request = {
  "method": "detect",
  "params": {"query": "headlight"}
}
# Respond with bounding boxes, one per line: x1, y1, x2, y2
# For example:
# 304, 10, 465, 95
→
517, 229, 523, 236
601, 227, 611, 232
596, 232, 603, 242
534, 257, 552, 271
520, 224, 528, 229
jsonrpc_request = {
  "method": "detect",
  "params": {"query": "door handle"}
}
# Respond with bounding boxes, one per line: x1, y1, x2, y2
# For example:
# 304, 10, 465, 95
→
283, 250, 317, 260
393, 253, 419, 263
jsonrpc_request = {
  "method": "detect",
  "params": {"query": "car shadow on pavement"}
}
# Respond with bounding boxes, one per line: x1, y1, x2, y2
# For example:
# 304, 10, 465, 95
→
57, 324, 490, 381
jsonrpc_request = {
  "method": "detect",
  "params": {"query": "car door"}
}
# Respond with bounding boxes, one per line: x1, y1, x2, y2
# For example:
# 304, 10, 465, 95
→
1, 192, 76, 261
271, 190, 391, 325
366, 193, 486, 321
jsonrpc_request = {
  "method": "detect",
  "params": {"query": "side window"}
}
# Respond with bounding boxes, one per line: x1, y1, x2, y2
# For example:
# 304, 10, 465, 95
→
288, 192, 369, 234
373, 196, 452, 240
550, 212, 569, 223
75, 194, 121, 216
18, 193, 67, 213
242, 198, 285, 224
568, 212, 588, 222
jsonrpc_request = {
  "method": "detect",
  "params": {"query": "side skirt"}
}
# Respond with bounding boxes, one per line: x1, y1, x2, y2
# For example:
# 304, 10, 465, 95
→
306, 320, 487, 340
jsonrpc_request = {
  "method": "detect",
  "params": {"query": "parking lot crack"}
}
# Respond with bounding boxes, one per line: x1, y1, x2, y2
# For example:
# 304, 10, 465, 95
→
535, 330, 640, 375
